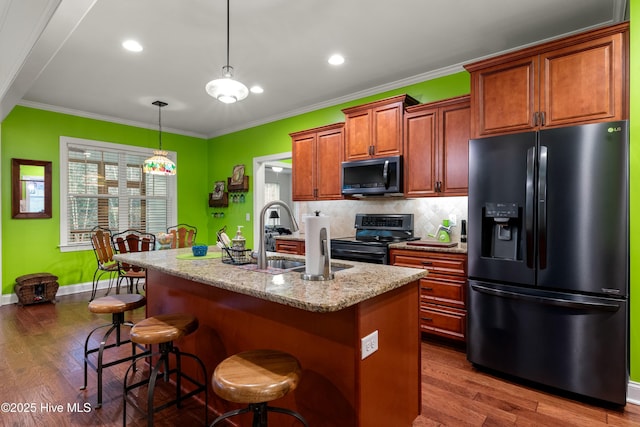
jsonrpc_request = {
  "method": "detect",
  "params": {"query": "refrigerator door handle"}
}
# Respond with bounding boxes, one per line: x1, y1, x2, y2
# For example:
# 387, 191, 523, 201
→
470, 283, 620, 312
538, 146, 548, 269
525, 147, 536, 268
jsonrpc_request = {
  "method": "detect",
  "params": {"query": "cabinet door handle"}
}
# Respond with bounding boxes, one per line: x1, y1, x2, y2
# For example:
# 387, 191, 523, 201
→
421, 317, 433, 322
533, 112, 539, 126
421, 261, 433, 266
540, 111, 546, 126
422, 287, 434, 291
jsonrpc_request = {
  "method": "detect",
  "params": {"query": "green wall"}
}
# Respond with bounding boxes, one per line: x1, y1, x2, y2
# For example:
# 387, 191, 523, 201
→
629, 0, 638, 384
1, 107, 209, 293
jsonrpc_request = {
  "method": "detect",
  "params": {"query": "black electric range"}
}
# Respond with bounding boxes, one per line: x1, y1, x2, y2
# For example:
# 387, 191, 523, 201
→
331, 213, 418, 264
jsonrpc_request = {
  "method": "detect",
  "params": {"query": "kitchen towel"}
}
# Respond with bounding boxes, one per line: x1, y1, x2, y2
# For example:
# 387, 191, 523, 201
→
304, 214, 331, 277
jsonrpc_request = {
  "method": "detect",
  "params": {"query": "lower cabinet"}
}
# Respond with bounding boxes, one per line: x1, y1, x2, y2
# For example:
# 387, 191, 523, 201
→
275, 239, 305, 255
390, 249, 467, 342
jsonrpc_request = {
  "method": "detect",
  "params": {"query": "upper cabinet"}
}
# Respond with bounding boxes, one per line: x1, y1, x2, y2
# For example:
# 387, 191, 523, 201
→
291, 123, 344, 201
404, 95, 470, 197
465, 22, 629, 139
342, 94, 419, 161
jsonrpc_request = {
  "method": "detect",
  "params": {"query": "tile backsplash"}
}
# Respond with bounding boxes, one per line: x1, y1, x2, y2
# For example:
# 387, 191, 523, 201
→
294, 196, 468, 242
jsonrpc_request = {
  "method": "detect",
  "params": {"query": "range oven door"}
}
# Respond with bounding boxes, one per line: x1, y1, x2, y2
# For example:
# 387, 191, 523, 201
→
330, 241, 387, 264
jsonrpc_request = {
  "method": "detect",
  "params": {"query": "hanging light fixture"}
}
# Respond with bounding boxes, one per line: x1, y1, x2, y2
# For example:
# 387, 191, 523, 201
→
143, 100, 176, 175
205, 0, 248, 104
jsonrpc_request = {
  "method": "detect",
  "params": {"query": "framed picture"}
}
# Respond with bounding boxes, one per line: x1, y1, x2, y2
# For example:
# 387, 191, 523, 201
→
231, 164, 245, 186
211, 181, 225, 200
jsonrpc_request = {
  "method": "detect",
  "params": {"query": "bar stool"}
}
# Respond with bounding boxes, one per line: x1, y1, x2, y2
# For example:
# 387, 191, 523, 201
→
80, 294, 148, 408
210, 349, 308, 426
123, 313, 208, 427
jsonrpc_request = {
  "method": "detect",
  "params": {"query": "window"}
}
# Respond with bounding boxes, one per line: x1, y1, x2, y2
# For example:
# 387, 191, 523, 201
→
59, 136, 177, 252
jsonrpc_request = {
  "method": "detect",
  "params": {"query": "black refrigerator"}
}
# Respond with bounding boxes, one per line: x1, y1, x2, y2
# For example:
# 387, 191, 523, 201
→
467, 120, 629, 406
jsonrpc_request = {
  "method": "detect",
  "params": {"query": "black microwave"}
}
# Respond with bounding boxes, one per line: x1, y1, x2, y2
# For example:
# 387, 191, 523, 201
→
341, 155, 403, 195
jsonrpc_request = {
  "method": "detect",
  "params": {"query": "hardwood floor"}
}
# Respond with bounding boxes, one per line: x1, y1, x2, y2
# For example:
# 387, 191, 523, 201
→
0, 291, 638, 426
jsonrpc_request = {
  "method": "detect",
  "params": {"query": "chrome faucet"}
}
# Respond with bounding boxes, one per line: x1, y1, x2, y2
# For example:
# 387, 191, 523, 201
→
257, 200, 299, 269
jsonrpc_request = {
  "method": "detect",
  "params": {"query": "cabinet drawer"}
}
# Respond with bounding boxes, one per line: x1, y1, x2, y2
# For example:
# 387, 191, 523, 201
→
420, 275, 466, 309
420, 304, 466, 341
391, 250, 467, 276
275, 240, 305, 255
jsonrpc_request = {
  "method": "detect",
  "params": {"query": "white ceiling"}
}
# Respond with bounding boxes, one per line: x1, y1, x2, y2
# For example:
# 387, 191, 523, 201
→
0, 0, 628, 139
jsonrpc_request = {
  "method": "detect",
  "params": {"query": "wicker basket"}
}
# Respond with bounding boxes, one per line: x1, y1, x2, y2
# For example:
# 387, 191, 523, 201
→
14, 273, 59, 306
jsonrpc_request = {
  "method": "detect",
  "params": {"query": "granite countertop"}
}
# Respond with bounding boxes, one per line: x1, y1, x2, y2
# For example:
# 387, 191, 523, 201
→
114, 248, 426, 313
389, 241, 468, 254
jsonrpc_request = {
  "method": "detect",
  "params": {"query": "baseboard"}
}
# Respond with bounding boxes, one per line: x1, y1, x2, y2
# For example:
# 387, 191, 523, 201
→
628, 380, 640, 406
0, 280, 111, 306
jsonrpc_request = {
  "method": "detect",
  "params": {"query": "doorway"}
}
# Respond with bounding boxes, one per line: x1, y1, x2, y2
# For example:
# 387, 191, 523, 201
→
252, 152, 293, 249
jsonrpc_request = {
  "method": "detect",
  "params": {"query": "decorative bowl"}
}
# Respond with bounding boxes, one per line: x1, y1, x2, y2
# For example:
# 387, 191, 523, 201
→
191, 244, 208, 257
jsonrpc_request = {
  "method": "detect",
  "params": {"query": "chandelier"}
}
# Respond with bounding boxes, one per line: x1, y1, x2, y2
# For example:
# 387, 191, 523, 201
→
143, 100, 176, 175
205, 0, 248, 103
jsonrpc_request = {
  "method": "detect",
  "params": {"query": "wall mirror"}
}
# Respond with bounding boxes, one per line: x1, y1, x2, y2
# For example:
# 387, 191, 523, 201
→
12, 158, 52, 219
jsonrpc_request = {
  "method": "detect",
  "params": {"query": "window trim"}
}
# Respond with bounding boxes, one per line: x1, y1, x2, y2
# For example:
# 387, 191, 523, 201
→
59, 136, 177, 252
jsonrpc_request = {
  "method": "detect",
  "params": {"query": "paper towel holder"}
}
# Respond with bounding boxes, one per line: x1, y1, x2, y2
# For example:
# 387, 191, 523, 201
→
301, 227, 334, 281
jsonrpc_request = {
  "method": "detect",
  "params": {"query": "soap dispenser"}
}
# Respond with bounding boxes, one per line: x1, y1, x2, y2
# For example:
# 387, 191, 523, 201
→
232, 225, 246, 250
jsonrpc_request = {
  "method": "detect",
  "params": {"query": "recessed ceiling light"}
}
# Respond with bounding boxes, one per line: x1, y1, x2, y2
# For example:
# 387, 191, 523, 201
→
272, 166, 283, 172
122, 39, 143, 52
328, 54, 345, 65
250, 86, 264, 94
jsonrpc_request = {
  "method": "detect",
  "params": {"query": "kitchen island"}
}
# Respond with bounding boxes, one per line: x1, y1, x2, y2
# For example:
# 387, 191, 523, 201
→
114, 248, 426, 426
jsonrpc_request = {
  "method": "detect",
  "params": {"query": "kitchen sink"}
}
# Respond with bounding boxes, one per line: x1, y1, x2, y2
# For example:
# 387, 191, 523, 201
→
290, 263, 352, 273
266, 259, 305, 270
265, 259, 353, 273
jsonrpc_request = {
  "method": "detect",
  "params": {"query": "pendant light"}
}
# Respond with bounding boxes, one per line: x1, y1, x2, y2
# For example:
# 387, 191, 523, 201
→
143, 100, 176, 175
205, 0, 248, 103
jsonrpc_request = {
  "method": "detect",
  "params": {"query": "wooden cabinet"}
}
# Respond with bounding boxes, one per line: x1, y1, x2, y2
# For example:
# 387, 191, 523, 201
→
465, 22, 629, 138
404, 95, 470, 197
291, 123, 344, 201
342, 94, 419, 161
390, 249, 467, 342
275, 239, 305, 255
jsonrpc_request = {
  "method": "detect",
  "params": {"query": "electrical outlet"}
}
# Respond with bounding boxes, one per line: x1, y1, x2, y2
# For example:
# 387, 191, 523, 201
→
449, 214, 457, 226
361, 330, 379, 360
246, 213, 251, 221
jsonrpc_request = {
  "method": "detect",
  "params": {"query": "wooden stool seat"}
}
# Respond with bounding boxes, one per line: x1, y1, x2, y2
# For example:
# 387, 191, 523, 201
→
213, 349, 301, 404
210, 349, 308, 426
88, 294, 146, 314
130, 313, 198, 345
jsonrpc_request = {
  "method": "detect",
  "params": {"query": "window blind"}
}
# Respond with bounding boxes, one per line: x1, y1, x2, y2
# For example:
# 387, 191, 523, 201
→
60, 137, 176, 250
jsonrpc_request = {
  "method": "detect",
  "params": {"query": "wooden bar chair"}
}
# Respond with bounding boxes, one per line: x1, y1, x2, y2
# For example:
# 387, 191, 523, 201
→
80, 294, 149, 408
166, 224, 197, 248
112, 229, 156, 294
89, 226, 120, 300
123, 313, 208, 427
